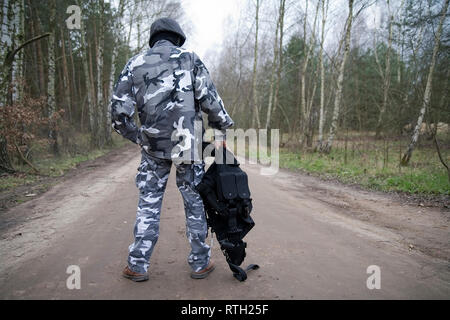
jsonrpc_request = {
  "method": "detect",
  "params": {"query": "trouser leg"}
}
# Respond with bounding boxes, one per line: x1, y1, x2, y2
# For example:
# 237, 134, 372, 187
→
175, 161, 210, 272
128, 154, 170, 274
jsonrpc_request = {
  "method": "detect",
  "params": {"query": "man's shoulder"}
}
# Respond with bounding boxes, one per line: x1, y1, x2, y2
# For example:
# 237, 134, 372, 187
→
125, 50, 153, 71
124, 47, 199, 73
169, 46, 196, 59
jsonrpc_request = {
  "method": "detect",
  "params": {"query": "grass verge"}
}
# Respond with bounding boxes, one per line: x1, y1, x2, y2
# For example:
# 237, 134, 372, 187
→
277, 150, 449, 195
250, 134, 449, 195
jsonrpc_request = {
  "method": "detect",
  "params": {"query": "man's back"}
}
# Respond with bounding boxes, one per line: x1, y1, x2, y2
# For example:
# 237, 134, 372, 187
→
111, 38, 233, 161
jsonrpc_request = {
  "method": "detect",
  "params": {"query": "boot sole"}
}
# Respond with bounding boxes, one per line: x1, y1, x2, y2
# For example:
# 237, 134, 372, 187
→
191, 265, 216, 279
122, 273, 149, 282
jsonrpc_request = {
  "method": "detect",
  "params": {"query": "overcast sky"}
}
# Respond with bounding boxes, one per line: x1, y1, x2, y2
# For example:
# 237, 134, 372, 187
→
180, 0, 243, 61
179, 0, 385, 64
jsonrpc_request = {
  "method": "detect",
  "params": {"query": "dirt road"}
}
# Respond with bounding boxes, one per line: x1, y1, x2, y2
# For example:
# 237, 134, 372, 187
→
0, 144, 449, 299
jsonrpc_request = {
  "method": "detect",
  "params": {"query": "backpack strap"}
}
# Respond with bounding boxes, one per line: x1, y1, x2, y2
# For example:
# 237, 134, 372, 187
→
227, 205, 239, 233
227, 261, 260, 282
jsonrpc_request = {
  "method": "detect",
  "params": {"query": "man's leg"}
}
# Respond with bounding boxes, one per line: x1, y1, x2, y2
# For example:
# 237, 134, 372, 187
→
127, 153, 171, 274
175, 162, 211, 272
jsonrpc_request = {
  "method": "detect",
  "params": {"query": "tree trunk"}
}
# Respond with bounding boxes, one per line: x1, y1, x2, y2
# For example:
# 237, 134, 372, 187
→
47, 0, 58, 155
0, 0, 15, 106
305, 81, 317, 147
0, 0, 13, 170
0, 1, 5, 44
321, 0, 354, 153
401, 0, 449, 166
316, 0, 329, 150
96, 0, 105, 146
60, 28, 72, 123
375, 0, 393, 138
0, 0, 13, 175
396, 0, 406, 86
251, 0, 261, 129
34, 7, 46, 96
77, 0, 95, 135
106, 0, 126, 144
12, 0, 24, 102
0, 137, 14, 173
300, 0, 320, 147
271, 0, 286, 128
126, 1, 138, 48
265, 2, 281, 130
29, 9, 40, 94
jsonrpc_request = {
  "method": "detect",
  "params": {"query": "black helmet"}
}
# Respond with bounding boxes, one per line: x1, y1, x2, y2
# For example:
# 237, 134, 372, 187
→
149, 17, 186, 47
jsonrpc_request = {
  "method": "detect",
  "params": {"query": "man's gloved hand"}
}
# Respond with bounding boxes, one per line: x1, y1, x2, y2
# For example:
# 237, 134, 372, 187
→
214, 129, 227, 149
214, 139, 227, 150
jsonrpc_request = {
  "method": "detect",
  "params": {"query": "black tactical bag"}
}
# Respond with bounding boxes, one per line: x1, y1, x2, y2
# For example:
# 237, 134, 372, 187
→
197, 146, 259, 281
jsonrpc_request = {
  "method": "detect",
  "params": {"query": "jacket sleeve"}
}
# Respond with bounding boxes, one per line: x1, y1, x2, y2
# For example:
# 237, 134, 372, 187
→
110, 61, 140, 144
192, 52, 234, 138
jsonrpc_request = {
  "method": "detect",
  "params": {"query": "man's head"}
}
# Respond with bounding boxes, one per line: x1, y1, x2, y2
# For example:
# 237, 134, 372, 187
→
149, 17, 186, 48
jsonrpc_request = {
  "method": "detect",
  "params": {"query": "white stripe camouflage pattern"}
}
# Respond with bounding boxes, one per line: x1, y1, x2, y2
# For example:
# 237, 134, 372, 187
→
128, 151, 210, 273
110, 39, 234, 160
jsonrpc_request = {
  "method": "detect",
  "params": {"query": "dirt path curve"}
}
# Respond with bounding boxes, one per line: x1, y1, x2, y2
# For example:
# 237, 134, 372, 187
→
0, 144, 449, 299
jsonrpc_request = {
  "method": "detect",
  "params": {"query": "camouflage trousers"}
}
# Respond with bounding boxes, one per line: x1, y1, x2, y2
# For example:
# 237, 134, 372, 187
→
127, 151, 210, 274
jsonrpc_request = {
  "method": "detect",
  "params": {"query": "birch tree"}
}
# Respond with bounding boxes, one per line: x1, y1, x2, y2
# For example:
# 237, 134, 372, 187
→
300, 0, 320, 148
0, 0, 16, 171
251, 0, 261, 128
265, 1, 281, 130
401, 0, 449, 165
375, 0, 393, 138
11, 0, 24, 102
0, 0, 18, 106
106, 0, 126, 144
321, 0, 354, 153
60, 28, 72, 122
47, 0, 58, 154
271, 0, 286, 129
77, 0, 94, 135
96, 0, 105, 146
316, 0, 329, 151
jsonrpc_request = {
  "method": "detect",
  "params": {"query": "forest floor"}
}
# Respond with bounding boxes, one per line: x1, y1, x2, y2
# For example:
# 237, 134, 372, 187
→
0, 143, 448, 299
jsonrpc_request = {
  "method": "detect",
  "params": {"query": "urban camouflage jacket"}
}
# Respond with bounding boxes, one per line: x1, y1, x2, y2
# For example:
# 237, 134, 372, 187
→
110, 39, 234, 161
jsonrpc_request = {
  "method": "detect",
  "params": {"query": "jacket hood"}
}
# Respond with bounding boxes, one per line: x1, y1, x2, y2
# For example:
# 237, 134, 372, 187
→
149, 18, 186, 47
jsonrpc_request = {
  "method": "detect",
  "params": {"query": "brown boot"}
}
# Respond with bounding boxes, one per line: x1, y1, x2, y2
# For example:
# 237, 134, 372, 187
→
122, 266, 149, 282
191, 261, 215, 279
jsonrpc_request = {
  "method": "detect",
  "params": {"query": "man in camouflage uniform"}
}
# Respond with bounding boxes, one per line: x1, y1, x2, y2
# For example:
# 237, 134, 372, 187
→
111, 18, 233, 282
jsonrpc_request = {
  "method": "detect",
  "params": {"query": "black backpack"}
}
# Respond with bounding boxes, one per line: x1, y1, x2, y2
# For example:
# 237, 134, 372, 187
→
197, 146, 259, 281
